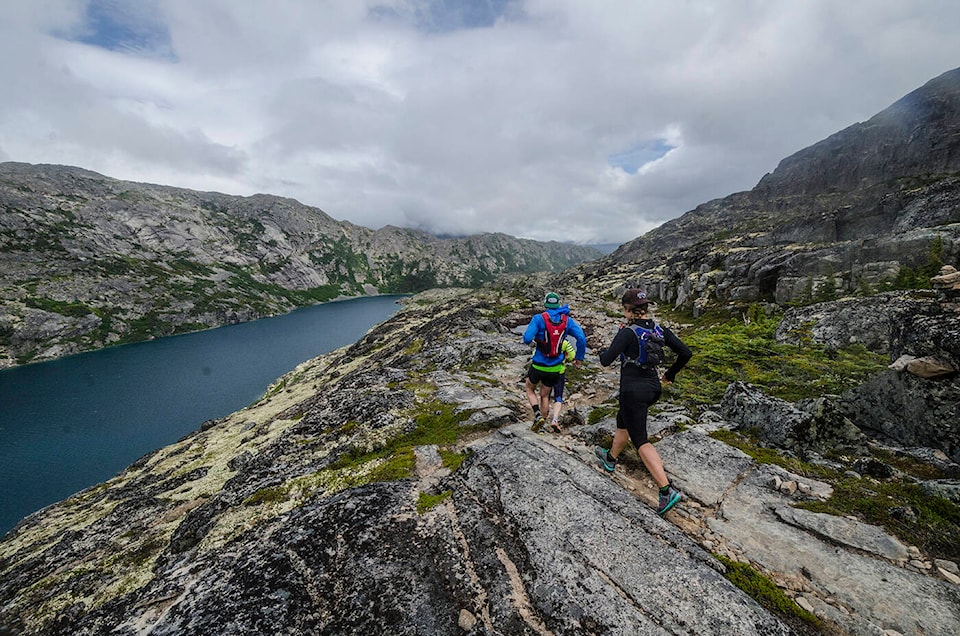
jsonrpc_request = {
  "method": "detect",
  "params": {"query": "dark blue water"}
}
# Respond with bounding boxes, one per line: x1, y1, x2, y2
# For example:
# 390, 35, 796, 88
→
0, 295, 403, 536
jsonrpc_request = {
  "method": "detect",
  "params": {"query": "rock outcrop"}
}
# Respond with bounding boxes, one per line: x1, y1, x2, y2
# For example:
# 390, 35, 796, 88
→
719, 382, 868, 457
771, 293, 960, 463
578, 68, 960, 314
0, 428, 798, 636
656, 431, 960, 636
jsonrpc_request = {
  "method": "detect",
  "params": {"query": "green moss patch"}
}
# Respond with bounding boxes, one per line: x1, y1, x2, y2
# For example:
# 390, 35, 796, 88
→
439, 449, 468, 472
243, 485, 288, 506
563, 362, 598, 388
670, 309, 886, 411
403, 338, 424, 355
587, 404, 619, 425
324, 400, 478, 489
25, 297, 93, 317
714, 554, 821, 631
417, 490, 452, 514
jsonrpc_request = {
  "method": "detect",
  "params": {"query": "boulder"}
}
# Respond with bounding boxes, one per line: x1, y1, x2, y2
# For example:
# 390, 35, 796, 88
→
720, 382, 867, 456
775, 293, 937, 354
842, 364, 960, 464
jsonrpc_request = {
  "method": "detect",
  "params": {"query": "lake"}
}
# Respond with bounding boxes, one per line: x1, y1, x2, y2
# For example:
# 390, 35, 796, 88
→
0, 295, 404, 536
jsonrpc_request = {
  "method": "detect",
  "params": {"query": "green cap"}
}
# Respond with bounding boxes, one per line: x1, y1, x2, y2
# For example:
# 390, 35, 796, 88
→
544, 291, 561, 309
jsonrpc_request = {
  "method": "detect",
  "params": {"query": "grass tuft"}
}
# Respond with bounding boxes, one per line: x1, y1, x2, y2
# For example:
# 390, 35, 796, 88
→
439, 448, 468, 472
587, 404, 618, 425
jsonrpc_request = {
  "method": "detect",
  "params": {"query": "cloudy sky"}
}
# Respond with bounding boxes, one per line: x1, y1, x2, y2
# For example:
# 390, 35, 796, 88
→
1, 1, 959, 246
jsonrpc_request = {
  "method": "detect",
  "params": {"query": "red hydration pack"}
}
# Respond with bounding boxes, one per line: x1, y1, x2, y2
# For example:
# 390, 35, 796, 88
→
536, 312, 568, 358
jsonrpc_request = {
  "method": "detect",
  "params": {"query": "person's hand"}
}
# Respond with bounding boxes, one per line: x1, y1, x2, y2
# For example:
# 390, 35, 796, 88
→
660, 375, 673, 386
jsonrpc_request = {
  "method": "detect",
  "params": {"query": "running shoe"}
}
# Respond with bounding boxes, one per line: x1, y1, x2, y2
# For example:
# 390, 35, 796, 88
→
594, 446, 616, 473
530, 415, 546, 432
549, 419, 562, 434
657, 485, 683, 516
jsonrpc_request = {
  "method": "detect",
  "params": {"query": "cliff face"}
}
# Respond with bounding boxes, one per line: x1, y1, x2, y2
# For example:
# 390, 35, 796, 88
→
755, 67, 960, 199
596, 67, 960, 314
0, 163, 601, 367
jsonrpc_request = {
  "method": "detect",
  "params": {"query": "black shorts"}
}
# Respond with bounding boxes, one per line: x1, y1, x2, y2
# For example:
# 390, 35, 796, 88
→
617, 377, 662, 447
527, 365, 561, 388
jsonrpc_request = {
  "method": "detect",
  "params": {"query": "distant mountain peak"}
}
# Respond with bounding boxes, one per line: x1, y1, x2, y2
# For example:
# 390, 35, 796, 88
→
756, 66, 960, 197
598, 67, 960, 313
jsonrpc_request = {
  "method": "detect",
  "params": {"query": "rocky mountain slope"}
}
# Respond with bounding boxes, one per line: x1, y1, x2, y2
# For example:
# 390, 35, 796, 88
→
581, 67, 960, 315
1, 282, 957, 635
0, 163, 600, 367
3, 68, 960, 636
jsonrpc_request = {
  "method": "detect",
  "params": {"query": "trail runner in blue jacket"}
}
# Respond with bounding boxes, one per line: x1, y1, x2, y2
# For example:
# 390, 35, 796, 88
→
522, 291, 587, 431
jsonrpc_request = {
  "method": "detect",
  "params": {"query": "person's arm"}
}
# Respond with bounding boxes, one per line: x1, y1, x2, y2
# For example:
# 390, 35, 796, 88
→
661, 326, 692, 383
522, 314, 543, 345
562, 339, 576, 362
568, 318, 587, 361
598, 327, 631, 367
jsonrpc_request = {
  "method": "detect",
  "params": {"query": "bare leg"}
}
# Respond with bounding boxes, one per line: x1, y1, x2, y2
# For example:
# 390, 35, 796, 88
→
637, 442, 669, 488
538, 385, 551, 416
610, 428, 630, 459
550, 400, 562, 423
525, 378, 540, 412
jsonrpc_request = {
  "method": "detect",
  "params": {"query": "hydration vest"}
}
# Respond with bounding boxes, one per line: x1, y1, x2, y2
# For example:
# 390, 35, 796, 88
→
536, 312, 568, 358
622, 324, 665, 369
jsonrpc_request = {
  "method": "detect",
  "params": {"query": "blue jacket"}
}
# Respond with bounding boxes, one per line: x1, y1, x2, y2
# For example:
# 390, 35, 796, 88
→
523, 305, 587, 368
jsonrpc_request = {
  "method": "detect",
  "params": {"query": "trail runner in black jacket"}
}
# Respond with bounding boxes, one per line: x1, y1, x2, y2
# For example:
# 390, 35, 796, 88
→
595, 288, 692, 515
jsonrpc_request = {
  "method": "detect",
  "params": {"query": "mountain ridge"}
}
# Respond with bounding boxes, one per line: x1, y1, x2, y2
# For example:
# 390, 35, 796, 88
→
0, 162, 601, 367
592, 67, 960, 315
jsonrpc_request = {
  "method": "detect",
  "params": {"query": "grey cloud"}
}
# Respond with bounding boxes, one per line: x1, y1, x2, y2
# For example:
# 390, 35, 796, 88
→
2, 1, 960, 244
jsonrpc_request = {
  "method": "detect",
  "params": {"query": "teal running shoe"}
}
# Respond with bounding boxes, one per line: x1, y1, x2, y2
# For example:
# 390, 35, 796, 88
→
594, 446, 616, 473
657, 485, 683, 516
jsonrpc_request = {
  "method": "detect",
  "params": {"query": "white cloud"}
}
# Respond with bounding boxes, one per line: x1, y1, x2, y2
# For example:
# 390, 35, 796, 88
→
1, 0, 959, 245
